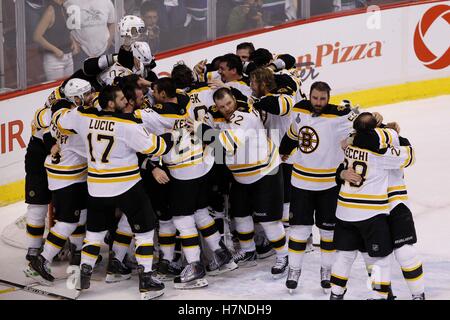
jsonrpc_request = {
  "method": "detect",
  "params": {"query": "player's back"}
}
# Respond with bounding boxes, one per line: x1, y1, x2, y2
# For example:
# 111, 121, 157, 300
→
337, 143, 415, 222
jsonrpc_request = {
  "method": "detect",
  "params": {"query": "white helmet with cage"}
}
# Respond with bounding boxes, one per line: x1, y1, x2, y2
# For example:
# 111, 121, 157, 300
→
64, 78, 92, 107
131, 41, 153, 66
118, 15, 145, 39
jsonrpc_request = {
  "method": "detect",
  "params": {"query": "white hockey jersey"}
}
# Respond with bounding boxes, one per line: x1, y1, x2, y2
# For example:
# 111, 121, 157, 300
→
209, 102, 280, 184
136, 92, 214, 180
96, 62, 133, 87
336, 143, 415, 222
226, 80, 253, 98
53, 107, 170, 197
373, 128, 409, 210
286, 100, 357, 191
45, 103, 87, 190
31, 106, 52, 140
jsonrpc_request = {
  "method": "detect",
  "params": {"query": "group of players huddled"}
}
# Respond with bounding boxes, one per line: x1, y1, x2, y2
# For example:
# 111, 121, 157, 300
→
22, 15, 425, 300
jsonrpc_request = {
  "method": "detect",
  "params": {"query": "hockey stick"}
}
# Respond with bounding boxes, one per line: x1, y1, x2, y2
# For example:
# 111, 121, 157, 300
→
0, 278, 79, 300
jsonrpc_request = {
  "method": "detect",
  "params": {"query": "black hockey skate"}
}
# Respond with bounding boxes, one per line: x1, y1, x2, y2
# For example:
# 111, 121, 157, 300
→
412, 293, 425, 300
330, 289, 347, 300
206, 241, 238, 276
174, 261, 208, 289
286, 267, 301, 293
256, 237, 276, 259
232, 249, 257, 268
138, 265, 165, 300
272, 255, 288, 279
26, 254, 55, 286
320, 267, 332, 294
156, 259, 180, 282
105, 254, 132, 283
25, 247, 42, 262
76, 263, 93, 291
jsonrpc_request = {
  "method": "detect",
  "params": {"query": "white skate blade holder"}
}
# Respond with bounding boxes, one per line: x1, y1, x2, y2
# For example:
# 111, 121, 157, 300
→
174, 278, 208, 290
207, 261, 238, 277
141, 290, 164, 300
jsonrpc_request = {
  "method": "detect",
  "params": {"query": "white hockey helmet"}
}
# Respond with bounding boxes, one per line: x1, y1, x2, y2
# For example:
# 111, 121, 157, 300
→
118, 15, 145, 38
131, 41, 153, 66
64, 78, 92, 106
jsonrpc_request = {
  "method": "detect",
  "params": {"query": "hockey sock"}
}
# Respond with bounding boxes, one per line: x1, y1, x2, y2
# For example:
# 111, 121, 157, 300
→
69, 209, 87, 251
394, 245, 425, 296
173, 215, 201, 263
26, 204, 48, 249
260, 221, 287, 257
288, 225, 312, 269
158, 219, 176, 261
42, 221, 78, 262
112, 214, 133, 262
194, 207, 221, 252
81, 231, 107, 269
134, 230, 155, 273
330, 250, 357, 295
282, 203, 290, 228
174, 231, 182, 261
234, 216, 256, 252
370, 255, 392, 299
212, 210, 225, 235
319, 229, 335, 270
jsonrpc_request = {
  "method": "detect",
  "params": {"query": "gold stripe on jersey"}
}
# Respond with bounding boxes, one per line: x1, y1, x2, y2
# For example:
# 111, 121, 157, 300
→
87, 165, 140, 183
279, 95, 294, 116
141, 135, 168, 157
45, 163, 88, 170
228, 140, 279, 178
34, 107, 49, 129
219, 130, 241, 154
45, 163, 88, 180
287, 123, 299, 140
47, 171, 87, 181
374, 128, 389, 149
292, 164, 336, 183
77, 111, 139, 124
292, 108, 339, 118
338, 191, 389, 211
54, 109, 76, 136
401, 146, 415, 168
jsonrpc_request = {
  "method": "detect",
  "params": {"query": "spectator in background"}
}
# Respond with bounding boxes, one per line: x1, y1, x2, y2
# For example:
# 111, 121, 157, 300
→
227, 0, 264, 35
186, 0, 207, 44
160, 0, 188, 50
64, 0, 116, 70
333, 0, 367, 11
33, 0, 78, 81
216, 0, 237, 37
262, 0, 288, 25
140, 2, 161, 54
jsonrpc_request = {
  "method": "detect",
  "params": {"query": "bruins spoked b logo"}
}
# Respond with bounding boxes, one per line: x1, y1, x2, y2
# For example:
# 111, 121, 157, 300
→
298, 126, 319, 154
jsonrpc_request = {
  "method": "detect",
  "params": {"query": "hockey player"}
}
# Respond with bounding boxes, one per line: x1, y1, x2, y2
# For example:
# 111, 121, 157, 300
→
279, 81, 358, 293
140, 78, 237, 289
191, 87, 290, 279
27, 79, 95, 285
337, 124, 425, 300
217, 54, 253, 97
236, 42, 255, 63
330, 112, 415, 300
53, 84, 176, 300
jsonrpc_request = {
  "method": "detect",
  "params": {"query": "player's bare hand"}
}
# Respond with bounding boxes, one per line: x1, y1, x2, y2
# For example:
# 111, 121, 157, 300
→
340, 168, 362, 185
372, 112, 383, 126
341, 138, 350, 151
194, 59, 207, 75
51, 144, 60, 156
54, 49, 64, 59
281, 154, 290, 162
152, 167, 170, 184
208, 79, 227, 90
386, 122, 400, 134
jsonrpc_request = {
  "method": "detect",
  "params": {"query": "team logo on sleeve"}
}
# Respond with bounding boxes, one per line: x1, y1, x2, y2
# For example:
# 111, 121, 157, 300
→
298, 126, 319, 154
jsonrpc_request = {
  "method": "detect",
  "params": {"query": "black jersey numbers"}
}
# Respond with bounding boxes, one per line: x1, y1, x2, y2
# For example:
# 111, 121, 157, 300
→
343, 159, 368, 187
87, 133, 115, 163
229, 114, 244, 126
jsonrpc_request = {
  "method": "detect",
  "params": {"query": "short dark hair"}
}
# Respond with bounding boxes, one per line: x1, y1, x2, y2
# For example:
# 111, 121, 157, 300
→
249, 48, 272, 67
115, 74, 140, 90
218, 54, 243, 76
98, 85, 122, 109
236, 42, 255, 53
171, 64, 194, 89
310, 81, 331, 97
213, 87, 234, 102
122, 83, 140, 103
153, 77, 177, 98
140, 1, 158, 16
